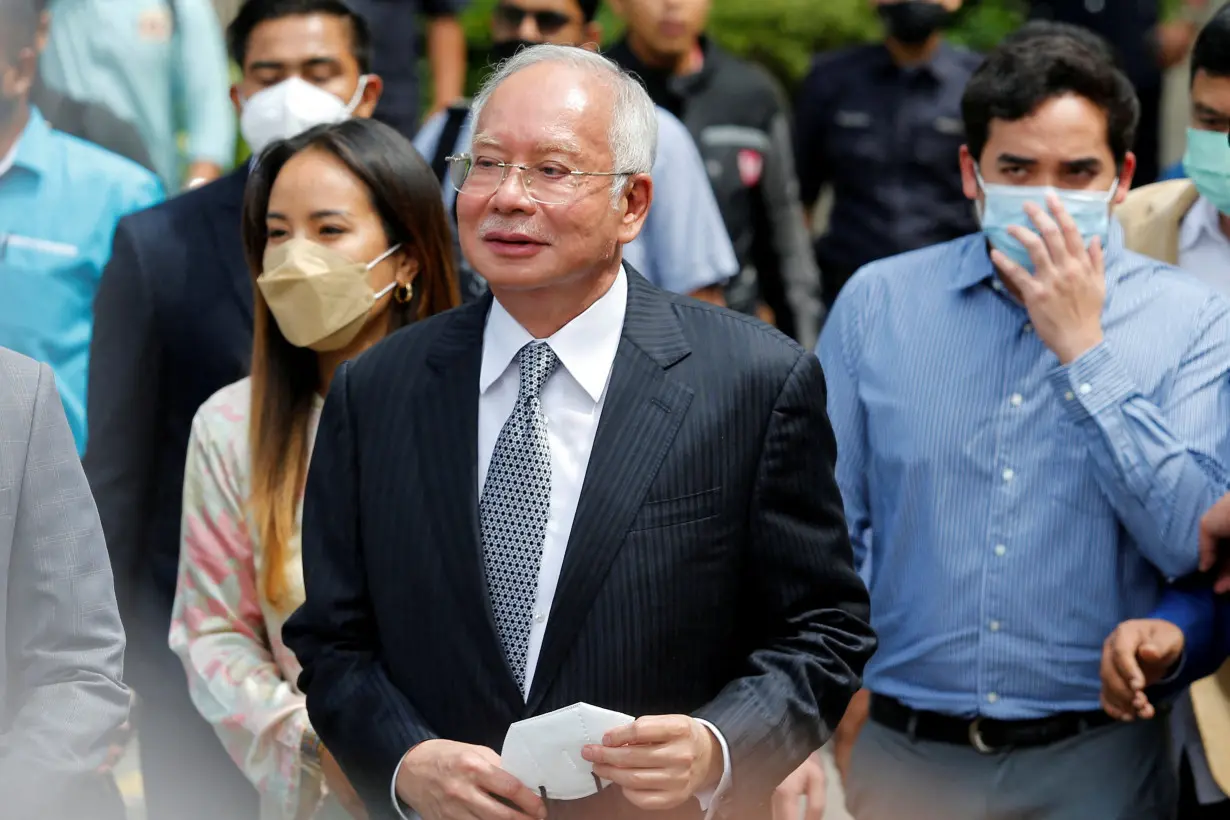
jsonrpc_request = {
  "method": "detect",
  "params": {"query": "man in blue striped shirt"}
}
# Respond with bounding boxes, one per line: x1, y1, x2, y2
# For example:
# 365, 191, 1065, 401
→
819, 31, 1230, 819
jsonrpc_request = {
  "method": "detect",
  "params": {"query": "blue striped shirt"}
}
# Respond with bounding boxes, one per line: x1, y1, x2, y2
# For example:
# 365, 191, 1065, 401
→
818, 226, 1230, 719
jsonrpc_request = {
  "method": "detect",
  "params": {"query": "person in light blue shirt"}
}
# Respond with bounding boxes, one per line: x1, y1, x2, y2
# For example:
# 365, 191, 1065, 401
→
0, 0, 164, 455
818, 31, 1230, 820
411, 0, 736, 306
39, 0, 234, 190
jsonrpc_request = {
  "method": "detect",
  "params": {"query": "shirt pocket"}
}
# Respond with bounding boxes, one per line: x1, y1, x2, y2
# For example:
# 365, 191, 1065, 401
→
0, 240, 96, 335
910, 115, 965, 170
627, 487, 723, 532
828, 109, 888, 166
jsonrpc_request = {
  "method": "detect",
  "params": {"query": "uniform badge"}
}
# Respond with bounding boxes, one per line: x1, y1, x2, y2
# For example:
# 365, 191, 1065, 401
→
737, 149, 763, 187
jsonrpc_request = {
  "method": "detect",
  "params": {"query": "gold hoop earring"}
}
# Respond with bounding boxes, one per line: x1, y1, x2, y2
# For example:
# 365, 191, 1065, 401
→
393, 282, 414, 304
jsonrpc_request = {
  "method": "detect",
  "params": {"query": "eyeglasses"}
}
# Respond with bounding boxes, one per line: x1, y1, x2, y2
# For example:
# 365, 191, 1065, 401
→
493, 4, 576, 35
446, 154, 633, 206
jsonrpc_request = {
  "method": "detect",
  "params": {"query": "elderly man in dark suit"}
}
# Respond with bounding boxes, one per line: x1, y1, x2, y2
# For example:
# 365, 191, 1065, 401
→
82, 1, 383, 817
0, 348, 128, 820
283, 43, 874, 820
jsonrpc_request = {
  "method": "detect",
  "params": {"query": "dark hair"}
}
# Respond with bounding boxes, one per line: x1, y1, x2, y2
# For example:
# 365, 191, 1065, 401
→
1001, 20, 1119, 68
227, 0, 371, 73
0, 0, 38, 59
1192, 5, 1230, 82
962, 34, 1139, 170
577, 0, 599, 23
241, 118, 459, 607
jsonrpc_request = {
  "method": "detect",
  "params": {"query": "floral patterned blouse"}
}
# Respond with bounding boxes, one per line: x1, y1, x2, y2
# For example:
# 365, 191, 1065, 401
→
169, 377, 347, 820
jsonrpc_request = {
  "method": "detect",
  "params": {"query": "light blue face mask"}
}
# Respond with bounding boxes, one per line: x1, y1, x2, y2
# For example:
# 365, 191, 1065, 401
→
975, 167, 1119, 270
1183, 127, 1230, 215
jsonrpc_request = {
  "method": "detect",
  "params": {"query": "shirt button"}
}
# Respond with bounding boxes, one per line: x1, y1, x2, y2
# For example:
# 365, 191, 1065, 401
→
1079, 383, 1092, 395
1064, 391, 1075, 401
534, 612, 546, 624
989, 620, 1001, 632
987, 692, 999, 704
1010, 393, 1023, 407
994, 544, 1007, 557
1002, 468, 1014, 482
992, 279, 1003, 291
1023, 323, 1034, 333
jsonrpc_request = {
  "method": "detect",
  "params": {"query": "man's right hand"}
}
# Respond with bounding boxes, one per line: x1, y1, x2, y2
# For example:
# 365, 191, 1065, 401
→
1099, 619, 1185, 721
395, 739, 546, 820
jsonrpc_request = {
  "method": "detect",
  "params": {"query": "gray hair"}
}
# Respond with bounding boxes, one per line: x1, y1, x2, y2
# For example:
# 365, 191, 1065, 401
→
469, 44, 659, 204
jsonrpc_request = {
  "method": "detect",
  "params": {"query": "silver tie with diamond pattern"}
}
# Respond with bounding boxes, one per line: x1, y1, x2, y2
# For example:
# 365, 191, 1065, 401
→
481, 341, 559, 693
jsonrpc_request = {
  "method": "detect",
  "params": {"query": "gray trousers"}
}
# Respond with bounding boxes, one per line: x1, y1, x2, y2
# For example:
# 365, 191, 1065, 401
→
846, 715, 1176, 820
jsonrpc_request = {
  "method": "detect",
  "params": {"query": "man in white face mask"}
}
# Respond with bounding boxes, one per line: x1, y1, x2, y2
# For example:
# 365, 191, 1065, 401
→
82, 3, 383, 820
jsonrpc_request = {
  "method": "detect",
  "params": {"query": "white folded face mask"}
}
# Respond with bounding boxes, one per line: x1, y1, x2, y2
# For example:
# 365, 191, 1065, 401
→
500, 703, 635, 800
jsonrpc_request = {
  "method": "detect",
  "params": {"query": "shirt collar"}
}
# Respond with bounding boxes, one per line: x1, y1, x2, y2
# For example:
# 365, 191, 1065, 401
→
6, 107, 54, 178
876, 41, 963, 85
948, 220, 1128, 295
479, 266, 629, 403
1180, 193, 1227, 253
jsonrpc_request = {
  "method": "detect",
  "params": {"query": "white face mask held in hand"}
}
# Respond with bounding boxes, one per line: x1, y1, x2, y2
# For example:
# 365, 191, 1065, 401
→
240, 76, 369, 157
500, 703, 635, 800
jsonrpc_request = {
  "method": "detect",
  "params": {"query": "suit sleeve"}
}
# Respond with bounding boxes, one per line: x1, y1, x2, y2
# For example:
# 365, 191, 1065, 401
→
83, 220, 162, 628
282, 362, 439, 807
0, 364, 129, 812
1153, 583, 1228, 686
692, 352, 875, 802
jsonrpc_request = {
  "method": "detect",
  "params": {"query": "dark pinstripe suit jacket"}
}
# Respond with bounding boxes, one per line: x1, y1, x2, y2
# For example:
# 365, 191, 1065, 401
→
283, 270, 875, 820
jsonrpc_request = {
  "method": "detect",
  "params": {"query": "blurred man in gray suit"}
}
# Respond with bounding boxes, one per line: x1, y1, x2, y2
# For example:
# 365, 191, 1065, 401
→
0, 347, 129, 819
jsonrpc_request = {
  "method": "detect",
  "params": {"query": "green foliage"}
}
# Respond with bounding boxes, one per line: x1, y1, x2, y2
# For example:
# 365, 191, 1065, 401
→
457, 0, 1030, 94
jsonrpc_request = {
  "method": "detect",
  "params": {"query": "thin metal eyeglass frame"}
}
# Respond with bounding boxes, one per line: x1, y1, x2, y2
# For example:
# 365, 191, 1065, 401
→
445, 153, 635, 205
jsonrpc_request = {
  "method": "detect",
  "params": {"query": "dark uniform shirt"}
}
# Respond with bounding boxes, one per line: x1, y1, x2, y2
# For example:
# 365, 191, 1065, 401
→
608, 38, 823, 344
1029, 0, 1162, 184
794, 42, 983, 304
1030, 0, 1159, 88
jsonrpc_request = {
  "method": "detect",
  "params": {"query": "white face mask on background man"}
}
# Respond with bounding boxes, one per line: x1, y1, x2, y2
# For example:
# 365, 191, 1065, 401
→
240, 76, 369, 157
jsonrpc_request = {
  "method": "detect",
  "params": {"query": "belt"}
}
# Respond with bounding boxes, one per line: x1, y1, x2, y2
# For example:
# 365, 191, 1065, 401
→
869, 694, 1116, 754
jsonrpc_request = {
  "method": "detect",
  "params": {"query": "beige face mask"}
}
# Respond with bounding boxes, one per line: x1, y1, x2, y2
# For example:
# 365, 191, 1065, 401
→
257, 238, 402, 352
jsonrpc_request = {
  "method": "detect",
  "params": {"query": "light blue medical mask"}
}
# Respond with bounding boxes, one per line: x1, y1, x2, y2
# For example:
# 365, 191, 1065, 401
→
975, 167, 1119, 269
1183, 127, 1230, 215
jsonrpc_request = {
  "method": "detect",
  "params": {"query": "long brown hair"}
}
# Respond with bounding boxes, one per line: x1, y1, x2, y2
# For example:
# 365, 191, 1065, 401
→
241, 118, 460, 608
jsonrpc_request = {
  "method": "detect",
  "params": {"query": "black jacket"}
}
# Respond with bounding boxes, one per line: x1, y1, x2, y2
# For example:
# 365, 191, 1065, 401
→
283, 270, 874, 819
607, 39, 822, 344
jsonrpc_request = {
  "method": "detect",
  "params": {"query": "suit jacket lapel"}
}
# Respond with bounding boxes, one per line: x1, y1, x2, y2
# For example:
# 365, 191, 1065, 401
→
422, 295, 525, 703
526, 272, 694, 713
208, 165, 254, 325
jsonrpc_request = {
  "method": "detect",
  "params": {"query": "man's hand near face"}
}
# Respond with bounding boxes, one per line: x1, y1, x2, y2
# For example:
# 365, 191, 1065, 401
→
991, 194, 1107, 365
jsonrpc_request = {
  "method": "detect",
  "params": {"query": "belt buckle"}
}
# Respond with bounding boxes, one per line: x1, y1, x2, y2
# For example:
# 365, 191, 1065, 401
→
968, 717, 998, 754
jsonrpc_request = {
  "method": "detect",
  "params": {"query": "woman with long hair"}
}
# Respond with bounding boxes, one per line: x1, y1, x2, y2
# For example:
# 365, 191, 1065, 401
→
169, 118, 459, 820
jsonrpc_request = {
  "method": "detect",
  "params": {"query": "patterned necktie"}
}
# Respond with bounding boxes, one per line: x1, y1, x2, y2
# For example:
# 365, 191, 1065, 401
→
481, 341, 559, 692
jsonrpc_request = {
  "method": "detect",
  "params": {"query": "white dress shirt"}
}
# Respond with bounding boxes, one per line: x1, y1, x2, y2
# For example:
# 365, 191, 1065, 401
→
1179, 193, 1230, 299
393, 268, 730, 817
1172, 194, 1230, 806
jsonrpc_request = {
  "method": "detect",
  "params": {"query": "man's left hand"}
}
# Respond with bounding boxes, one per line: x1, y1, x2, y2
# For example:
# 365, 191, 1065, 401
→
772, 752, 826, 820
582, 715, 721, 811
992, 194, 1106, 365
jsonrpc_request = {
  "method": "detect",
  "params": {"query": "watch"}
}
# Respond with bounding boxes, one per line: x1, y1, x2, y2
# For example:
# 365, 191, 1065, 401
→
300, 728, 324, 776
